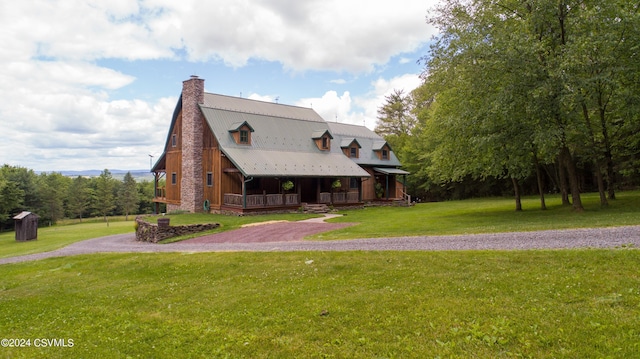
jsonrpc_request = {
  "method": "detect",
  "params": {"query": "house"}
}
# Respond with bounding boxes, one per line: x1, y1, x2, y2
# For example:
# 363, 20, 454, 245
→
151, 76, 408, 213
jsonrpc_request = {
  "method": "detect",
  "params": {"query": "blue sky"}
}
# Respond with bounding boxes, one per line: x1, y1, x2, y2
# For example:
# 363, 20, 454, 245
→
0, 0, 439, 171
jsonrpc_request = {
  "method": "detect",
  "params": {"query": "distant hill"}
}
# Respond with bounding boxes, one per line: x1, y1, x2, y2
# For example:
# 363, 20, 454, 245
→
53, 169, 154, 181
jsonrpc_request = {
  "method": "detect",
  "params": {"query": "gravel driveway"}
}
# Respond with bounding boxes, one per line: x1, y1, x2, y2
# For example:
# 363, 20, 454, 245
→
1, 219, 639, 265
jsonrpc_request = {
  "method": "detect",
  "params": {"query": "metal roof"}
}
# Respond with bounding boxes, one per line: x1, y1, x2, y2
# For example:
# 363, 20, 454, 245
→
328, 122, 402, 167
223, 148, 370, 177
200, 99, 370, 178
374, 167, 411, 175
203, 93, 325, 122
13, 211, 34, 220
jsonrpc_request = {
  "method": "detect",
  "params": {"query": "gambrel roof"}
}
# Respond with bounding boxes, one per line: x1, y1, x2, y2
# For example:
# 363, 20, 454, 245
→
153, 92, 406, 178
200, 94, 369, 178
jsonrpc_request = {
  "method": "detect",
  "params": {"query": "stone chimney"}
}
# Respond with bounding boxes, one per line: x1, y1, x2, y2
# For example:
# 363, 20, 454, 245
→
180, 75, 205, 212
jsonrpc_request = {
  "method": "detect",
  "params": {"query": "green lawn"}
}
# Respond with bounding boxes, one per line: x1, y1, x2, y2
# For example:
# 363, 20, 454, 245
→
2, 191, 639, 258
314, 191, 640, 239
1, 250, 638, 358
0, 221, 134, 259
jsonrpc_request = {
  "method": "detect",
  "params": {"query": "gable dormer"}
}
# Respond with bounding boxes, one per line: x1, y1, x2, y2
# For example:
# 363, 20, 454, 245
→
340, 138, 361, 158
229, 121, 255, 145
312, 130, 333, 151
372, 140, 392, 160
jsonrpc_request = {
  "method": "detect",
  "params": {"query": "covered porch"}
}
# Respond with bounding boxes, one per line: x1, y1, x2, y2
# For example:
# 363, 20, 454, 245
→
222, 175, 364, 212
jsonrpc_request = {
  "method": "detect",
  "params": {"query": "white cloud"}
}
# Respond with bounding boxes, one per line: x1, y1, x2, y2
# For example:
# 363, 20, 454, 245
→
298, 73, 422, 130
160, 0, 438, 72
0, 0, 437, 170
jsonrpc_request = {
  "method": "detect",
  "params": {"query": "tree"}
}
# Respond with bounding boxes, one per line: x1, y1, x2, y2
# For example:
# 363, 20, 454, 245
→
119, 172, 139, 220
0, 179, 24, 230
95, 169, 116, 225
417, 0, 548, 210
67, 176, 92, 222
0, 165, 39, 212
375, 89, 417, 151
412, 0, 639, 210
37, 172, 69, 225
136, 180, 156, 214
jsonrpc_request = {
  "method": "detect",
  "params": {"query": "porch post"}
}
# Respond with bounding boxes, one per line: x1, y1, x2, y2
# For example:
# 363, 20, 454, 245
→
242, 175, 247, 209
385, 174, 389, 200
153, 172, 159, 214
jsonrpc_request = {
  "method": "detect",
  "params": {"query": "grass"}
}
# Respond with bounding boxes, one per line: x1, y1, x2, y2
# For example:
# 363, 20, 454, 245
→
1, 191, 639, 257
0, 250, 639, 358
313, 191, 640, 239
0, 221, 134, 259
0, 213, 319, 257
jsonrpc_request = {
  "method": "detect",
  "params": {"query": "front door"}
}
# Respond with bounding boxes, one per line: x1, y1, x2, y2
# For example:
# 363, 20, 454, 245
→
299, 178, 318, 203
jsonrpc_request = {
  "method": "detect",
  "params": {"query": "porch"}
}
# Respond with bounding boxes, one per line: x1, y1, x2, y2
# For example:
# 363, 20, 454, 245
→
222, 190, 361, 209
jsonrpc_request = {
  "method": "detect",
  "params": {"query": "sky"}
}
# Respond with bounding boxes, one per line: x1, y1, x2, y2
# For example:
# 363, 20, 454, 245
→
0, 0, 439, 172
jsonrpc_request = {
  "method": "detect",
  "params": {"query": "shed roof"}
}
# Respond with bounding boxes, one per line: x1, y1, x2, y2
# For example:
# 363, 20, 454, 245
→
13, 211, 36, 220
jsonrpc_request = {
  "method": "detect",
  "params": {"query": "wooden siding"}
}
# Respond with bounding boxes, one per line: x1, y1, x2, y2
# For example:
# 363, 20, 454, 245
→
230, 124, 252, 145
164, 112, 183, 205
313, 135, 331, 151
342, 144, 359, 158
202, 121, 220, 210
165, 151, 181, 204
374, 144, 391, 161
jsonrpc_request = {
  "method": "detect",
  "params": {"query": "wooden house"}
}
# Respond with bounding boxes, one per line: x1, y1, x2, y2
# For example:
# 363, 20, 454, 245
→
152, 76, 409, 213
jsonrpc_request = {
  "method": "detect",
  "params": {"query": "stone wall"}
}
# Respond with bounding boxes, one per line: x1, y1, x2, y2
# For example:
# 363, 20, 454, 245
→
135, 216, 219, 243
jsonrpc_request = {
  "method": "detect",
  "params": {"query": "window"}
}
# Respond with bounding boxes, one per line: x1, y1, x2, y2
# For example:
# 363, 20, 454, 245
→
239, 130, 249, 144
171, 172, 177, 185
322, 136, 329, 149
172, 134, 177, 147
382, 149, 389, 160
350, 147, 357, 158
350, 177, 359, 189
206, 172, 213, 187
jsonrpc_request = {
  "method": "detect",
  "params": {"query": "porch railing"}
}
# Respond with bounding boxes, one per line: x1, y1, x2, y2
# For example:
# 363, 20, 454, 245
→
224, 193, 300, 208
155, 187, 166, 200
318, 191, 360, 204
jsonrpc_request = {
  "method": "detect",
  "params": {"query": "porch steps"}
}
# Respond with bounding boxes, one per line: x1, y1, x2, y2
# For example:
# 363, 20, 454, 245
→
303, 203, 330, 214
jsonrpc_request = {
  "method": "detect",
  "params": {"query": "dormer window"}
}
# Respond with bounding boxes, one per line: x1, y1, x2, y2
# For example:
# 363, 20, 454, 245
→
229, 121, 255, 145
312, 130, 333, 151
373, 141, 392, 161
340, 138, 361, 158
240, 130, 249, 144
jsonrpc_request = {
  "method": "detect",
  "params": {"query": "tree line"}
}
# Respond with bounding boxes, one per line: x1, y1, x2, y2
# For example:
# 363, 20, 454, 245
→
376, 0, 639, 210
0, 165, 158, 230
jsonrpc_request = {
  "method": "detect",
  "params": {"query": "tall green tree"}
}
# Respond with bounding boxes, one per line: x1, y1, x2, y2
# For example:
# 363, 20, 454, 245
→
418, 0, 551, 210
0, 178, 24, 229
375, 89, 417, 151
95, 169, 116, 225
119, 172, 139, 220
0, 165, 39, 212
37, 172, 69, 225
413, 0, 639, 210
67, 176, 92, 222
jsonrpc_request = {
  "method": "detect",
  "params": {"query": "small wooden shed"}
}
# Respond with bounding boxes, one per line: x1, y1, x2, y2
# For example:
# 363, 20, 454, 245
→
13, 211, 39, 241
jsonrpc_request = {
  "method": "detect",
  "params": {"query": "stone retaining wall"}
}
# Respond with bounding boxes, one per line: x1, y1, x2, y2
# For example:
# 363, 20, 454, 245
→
135, 216, 219, 243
